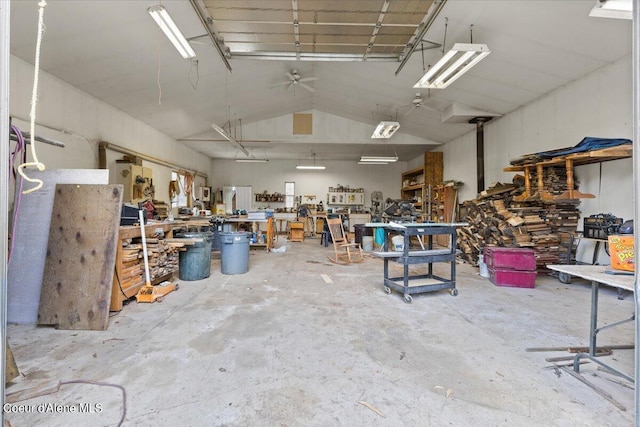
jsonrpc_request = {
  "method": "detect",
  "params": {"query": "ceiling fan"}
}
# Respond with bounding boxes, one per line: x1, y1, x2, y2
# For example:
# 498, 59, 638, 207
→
270, 69, 318, 93
397, 93, 440, 116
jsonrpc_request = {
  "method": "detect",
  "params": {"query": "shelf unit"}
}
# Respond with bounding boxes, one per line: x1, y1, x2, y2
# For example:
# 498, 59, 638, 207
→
372, 223, 463, 303
401, 166, 425, 212
326, 190, 365, 206
254, 193, 284, 203
111, 222, 182, 312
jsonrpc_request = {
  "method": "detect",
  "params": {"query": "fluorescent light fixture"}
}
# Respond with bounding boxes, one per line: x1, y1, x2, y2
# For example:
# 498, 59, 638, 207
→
212, 123, 249, 156
357, 161, 390, 165
297, 151, 325, 170
359, 156, 398, 162
414, 43, 490, 89
589, 0, 632, 19
235, 159, 268, 163
148, 5, 196, 59
371, 121, 401, 139
296, 165, 326, 170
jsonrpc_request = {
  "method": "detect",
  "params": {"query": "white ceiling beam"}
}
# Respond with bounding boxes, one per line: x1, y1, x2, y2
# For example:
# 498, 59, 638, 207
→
292, 0, 300, 59
364, 0, 390, 60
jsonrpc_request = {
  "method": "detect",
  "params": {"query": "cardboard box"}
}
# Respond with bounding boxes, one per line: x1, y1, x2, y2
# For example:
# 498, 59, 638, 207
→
608, 235, 634, 272
215, 204, 226, 215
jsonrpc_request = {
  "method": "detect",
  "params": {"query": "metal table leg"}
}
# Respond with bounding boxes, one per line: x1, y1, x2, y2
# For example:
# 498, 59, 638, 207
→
572, 278, 635, 384
589, 280, 599, 356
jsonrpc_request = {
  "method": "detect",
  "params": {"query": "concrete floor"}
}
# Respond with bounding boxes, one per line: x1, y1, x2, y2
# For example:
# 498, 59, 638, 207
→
5, 236, 636, 426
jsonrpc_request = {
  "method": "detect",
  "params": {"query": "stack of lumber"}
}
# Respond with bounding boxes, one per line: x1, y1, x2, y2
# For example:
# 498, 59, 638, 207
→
141, 238, 179, 280
457, 177, 581, 269
121, 237, 179, 285
119, 241, 144, 289
153, 200, 170, 219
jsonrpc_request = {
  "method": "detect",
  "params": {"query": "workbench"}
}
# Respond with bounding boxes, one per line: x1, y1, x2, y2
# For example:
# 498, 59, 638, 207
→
370, 222, 467, 303
547, 264, 634, 383
223, 217, 276, 250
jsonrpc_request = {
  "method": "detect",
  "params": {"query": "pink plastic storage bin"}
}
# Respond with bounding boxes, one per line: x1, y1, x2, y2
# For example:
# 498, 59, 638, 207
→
484, 247, 536, 271
489, 268, 537, 288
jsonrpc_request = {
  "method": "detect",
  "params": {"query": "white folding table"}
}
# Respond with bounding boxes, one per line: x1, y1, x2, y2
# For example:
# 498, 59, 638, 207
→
547, 264, 634, 383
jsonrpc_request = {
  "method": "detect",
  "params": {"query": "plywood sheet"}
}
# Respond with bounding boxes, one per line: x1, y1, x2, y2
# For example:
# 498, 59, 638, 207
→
7, 169, 108, 324
37, 184, 122, 330
424, 151, 443, 186
293, 113, 312, 135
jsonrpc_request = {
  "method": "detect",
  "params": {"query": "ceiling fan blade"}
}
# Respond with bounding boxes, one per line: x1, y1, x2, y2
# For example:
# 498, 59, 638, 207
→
422, 103, 441, 113
298, 82, 315, 93
285, 71, 295, 81
402, 105, 418, 117
298, 77, 318, 83
270, 81, 292, 89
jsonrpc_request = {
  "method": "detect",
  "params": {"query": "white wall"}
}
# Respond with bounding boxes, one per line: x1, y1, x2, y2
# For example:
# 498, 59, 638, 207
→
210, 159, 407, 210
9, 55, 212, 208
429, 54, 634, 264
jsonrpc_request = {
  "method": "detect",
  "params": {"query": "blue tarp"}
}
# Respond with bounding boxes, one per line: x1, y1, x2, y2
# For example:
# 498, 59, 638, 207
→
536, 137, 631, 158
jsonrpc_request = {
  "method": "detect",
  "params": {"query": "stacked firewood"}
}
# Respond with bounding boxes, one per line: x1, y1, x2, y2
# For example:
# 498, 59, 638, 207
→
457, 167, 581, 270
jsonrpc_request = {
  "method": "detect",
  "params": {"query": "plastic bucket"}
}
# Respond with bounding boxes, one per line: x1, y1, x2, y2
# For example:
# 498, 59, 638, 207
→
220, 232, 250, 275
210, 223, 223, 251
178, 235, 212, 281
362, 236, 374, 252
354, 224, 365, 244
392, 235, 404, 251
478, 254, 490, 278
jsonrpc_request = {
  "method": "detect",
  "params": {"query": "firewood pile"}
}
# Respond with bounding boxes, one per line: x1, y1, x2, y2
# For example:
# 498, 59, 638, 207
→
457, 167, 581, 270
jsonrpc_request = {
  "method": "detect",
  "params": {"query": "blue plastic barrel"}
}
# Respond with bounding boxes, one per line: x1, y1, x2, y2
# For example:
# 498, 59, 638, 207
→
220, 232, 250, 275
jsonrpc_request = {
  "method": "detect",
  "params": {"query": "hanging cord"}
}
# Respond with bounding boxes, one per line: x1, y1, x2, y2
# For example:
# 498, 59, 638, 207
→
156, 27, 162, 105
17, 0, 47, 194
442, 17, 448, 54
8, 125, 26, 262
421, 41, 425, 72
470, 24, 474, 43
188, 58, 199, 90
58, 379, 126, 427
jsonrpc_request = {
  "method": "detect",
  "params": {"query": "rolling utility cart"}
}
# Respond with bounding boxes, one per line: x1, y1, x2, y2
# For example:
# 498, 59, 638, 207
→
371, 222, 467, 303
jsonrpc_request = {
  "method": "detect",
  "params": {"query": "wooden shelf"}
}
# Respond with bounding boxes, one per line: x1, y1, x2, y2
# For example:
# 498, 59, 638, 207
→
402, 183, 424, 191
110, 222, 184, 312
504, 144, 632, 172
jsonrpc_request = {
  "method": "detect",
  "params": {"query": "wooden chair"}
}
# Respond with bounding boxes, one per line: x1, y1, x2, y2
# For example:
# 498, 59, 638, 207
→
326, 217, 364, 264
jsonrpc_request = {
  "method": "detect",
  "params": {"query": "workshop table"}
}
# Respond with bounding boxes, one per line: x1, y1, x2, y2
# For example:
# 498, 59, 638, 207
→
547, 264, 634, 383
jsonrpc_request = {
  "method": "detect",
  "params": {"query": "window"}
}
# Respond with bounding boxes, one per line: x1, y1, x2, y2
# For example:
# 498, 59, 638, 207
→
171, 171, 191, 208
285, 181, 295, 209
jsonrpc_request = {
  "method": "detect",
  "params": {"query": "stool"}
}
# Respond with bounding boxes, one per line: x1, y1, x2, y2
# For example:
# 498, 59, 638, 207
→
288, 221, 305, 242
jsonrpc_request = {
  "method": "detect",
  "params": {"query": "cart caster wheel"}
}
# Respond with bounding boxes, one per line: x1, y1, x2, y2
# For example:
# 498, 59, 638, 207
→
175, 283, 180, 291
157, 296, 164, 303
384, 286, 391, 294
558, 272, 572, 284
403, 294, 413, 304
450, 288, 458, 296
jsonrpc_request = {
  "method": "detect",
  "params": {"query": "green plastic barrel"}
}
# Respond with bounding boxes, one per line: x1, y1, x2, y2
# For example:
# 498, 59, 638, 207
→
178, 234, 212, 280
